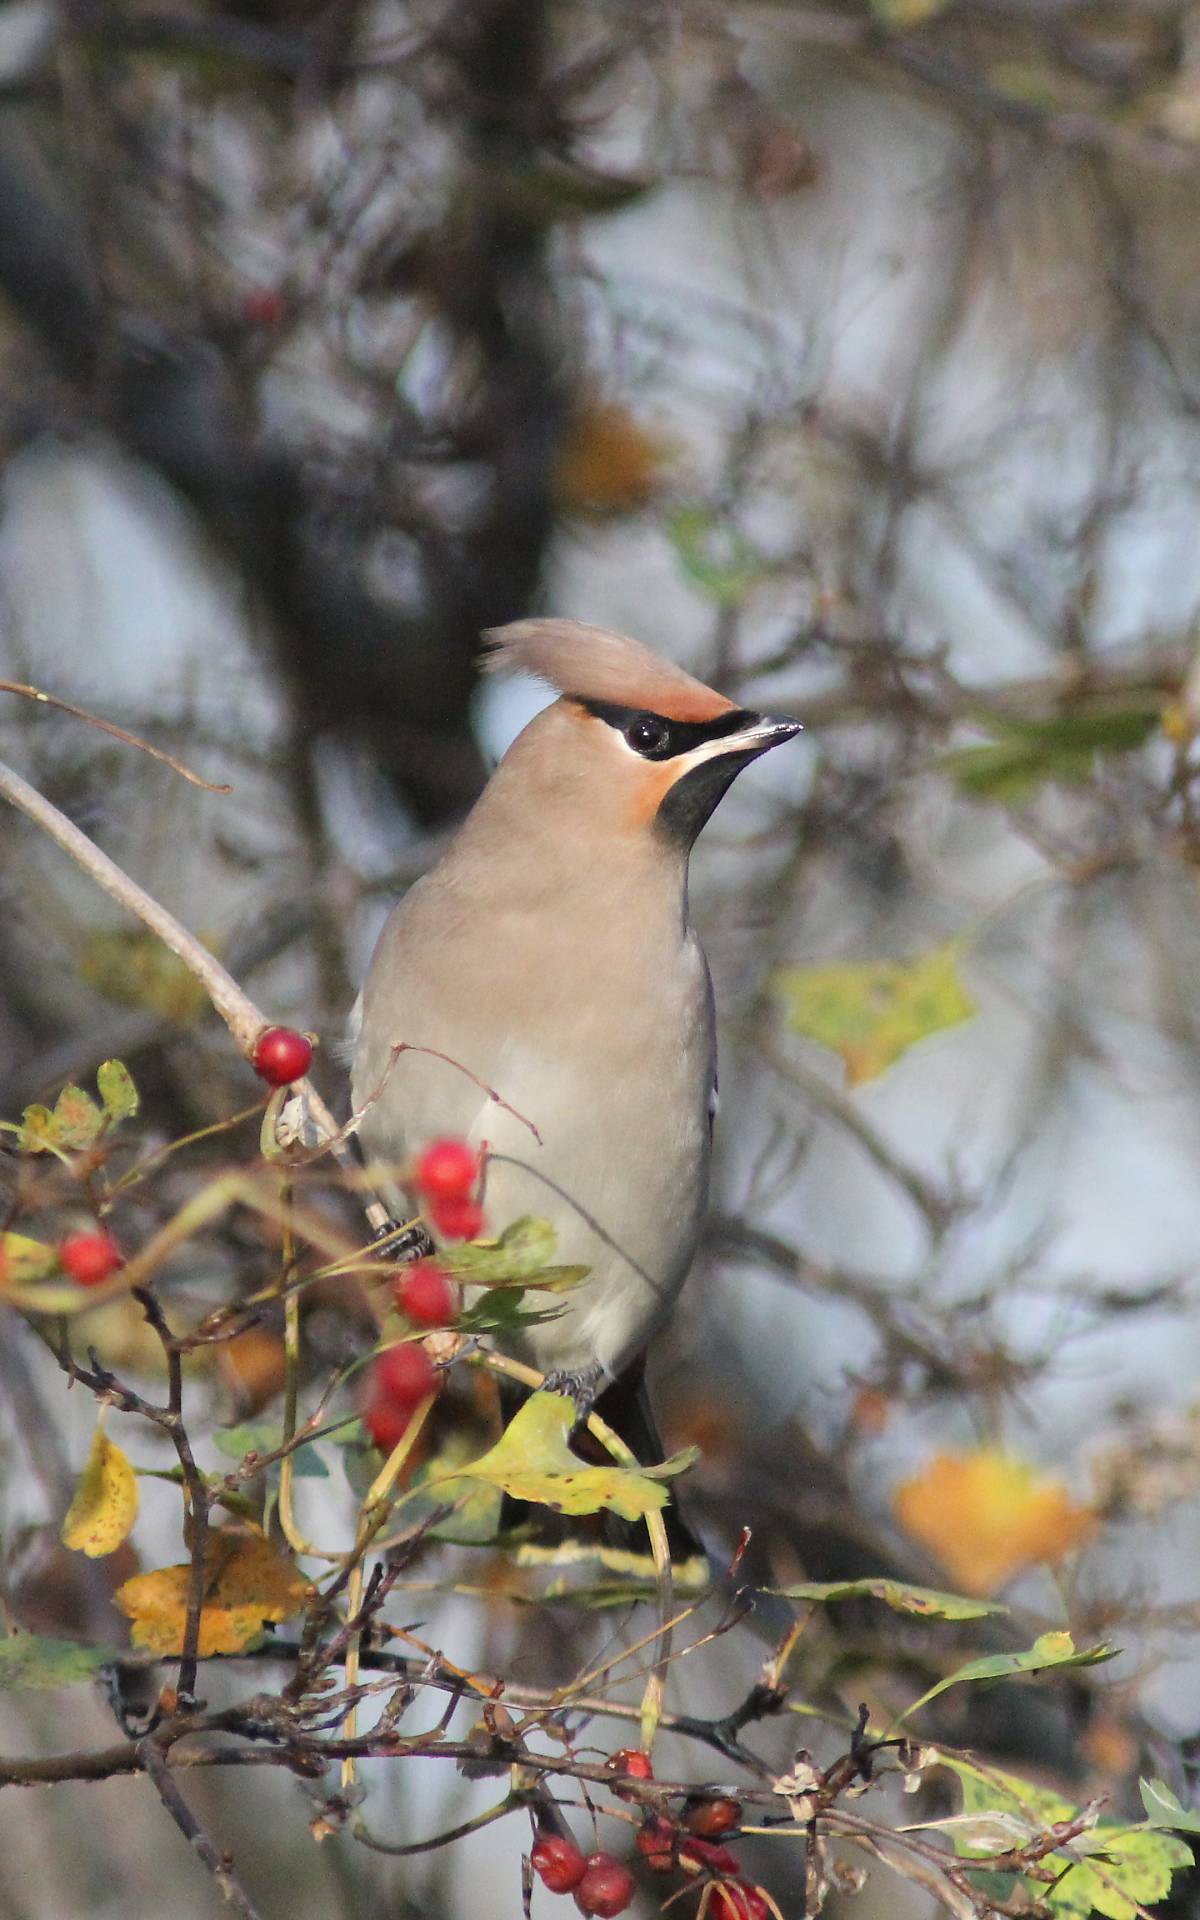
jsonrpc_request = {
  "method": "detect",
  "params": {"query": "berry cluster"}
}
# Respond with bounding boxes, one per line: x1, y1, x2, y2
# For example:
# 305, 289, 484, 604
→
527, 1754, 771, 1919
412, 1137, 483, 1241
530, 1837, 634, 1917
635, 1795, 769, 1919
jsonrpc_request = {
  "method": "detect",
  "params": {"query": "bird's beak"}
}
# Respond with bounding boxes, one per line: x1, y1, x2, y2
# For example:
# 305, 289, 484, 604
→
654, 708, 803, 844
725, 711, 804, 758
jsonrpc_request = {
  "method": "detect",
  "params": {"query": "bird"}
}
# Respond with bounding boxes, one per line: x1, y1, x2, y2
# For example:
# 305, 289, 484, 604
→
350, 618, 801, 1572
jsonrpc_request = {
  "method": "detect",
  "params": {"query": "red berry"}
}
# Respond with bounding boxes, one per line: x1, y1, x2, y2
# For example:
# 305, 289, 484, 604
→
413, 1137, 479, 1203
685, 1796, 740, 1838
681, 1837, 741, 1876
373, 1341, 440, 1408
712, 1887, 770, 1920
242, 287, 284, 328
395, 1262, 458, 1328
636, 1817, 676, 1872
428, 1194, 484, 1241
58, 1231, 123, 1287
253, 1027, 313, 1086
608, 1747, 654, 1779
530, 1834, 588, 1894
573, 1854, 635, 1917
364, 1394, 414, 1453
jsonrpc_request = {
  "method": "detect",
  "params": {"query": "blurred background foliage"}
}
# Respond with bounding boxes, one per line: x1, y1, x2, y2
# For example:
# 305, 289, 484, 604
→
7, 0, 1200, 1915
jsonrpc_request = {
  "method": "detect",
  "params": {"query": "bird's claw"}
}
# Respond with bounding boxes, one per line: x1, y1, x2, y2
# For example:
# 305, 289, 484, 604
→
541, 1362, 605, 1420
370, 1220, 435, 1263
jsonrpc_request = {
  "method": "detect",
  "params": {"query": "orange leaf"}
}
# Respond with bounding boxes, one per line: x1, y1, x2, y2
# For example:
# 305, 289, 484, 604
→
114, 1528, 307, 1655
553, 402, 667, 515
893, 1449, 1096, 1595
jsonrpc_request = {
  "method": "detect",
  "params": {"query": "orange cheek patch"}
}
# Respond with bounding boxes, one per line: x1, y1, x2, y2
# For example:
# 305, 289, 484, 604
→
627, 762, 683, 830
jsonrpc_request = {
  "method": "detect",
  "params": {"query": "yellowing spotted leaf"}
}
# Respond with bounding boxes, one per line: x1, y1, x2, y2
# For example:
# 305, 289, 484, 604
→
61, 1425, 138, 1559
114, 1529, 307, 1655
776, 941, 974, 1085
894, 1449, 1096, 1595
78, 929, 214, 1022
448, 1392, 693, 1523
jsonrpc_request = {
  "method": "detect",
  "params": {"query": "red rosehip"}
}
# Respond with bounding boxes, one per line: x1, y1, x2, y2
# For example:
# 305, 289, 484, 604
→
372, 1341, 440, 1408
413, 1137, 479, 1202
530, 1834, 588, 1894
685, 1796, 741, 1838
573, 1854, 635, 1918
58, 1231, 123, 1287
608, 1747, 654, 1780
681, 1837, 740, 1876
395, 1262, 458, 1328
711, 1886, 771, 1920
253, 1027, 313, 1086
428, 1194, 484, 1241
636, 1817, 677, 1872
364, 1394, 414, 1453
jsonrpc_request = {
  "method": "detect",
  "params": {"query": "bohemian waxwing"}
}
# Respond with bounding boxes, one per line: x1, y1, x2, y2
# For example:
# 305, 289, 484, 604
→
350, 619, 800, 1556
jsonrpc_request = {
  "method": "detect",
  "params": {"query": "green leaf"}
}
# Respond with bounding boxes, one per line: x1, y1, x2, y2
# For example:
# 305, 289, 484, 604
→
666, 505, 766, 607
48, 1084, 103, 1149
869, 0, 952, 24
902, 1631, 1118, 1724
97, 1059, 139, 1125
1139, 1778, 1200, 1835
406, 1432, 506, 1545
775, 1577, 1008, 1620
940, 707, 1160, 805
455, 1291, 569, 1337
442, 1216, 590, 1291
20, 1083, 104, 1153
0, 1633, 117, 1690
212, 1424, 328, 1479
944, 1759, 1192, 1920
446, 1392, 685, 1523
1053, 1827, 1192, 1920
776, 940, 975, 1085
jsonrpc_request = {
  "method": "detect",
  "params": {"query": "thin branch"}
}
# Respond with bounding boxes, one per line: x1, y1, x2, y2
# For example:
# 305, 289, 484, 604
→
0, 680, 232, 791
0, 752, 390, 1232
138, 1740, 265, 1920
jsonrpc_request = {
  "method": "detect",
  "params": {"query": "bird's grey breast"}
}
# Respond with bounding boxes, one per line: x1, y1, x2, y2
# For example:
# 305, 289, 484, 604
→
352, 878, 715, 1376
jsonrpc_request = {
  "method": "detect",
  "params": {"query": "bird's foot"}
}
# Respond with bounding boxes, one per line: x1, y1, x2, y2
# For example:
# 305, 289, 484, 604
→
541, 1362, 606, 1421
370, 1219, 435, 1263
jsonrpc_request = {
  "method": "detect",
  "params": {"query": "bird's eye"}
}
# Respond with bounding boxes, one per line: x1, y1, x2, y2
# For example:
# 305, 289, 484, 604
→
625, 714, 671, 756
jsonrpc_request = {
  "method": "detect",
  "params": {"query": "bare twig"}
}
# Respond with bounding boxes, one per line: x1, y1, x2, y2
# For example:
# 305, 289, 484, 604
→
0, 679, 232, 792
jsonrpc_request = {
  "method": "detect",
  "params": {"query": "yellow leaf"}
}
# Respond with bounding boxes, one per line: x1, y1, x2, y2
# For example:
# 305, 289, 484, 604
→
776, 941, 975, 1084
894, 1450, 1096, 1595
78, 929, 214, 1022
0, 1232, 59, 1287
61, 1425, 139, 1559
114, 1529, 307, 1655
449, 1392, 681, 1523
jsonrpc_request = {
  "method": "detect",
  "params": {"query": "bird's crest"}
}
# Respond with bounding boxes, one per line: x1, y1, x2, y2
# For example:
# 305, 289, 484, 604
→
482, 619, 734, 723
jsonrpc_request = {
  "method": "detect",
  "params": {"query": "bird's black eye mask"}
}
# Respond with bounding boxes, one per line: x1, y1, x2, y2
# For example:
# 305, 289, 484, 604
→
576, 698, 758, 761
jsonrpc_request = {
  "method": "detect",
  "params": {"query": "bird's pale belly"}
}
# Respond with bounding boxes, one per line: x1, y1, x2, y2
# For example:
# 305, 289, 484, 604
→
356, 1008, 711, 1380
